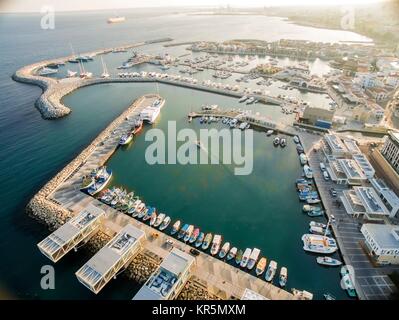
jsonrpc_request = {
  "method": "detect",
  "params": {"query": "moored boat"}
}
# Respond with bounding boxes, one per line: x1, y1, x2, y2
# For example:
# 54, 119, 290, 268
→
317, 256, 342, 267
255, 257, 267, 276
235, 249, 244, 265
189, 228, 200, 244
309, 221, 327, 229
303, 165, 313, 179
299, 153, 308, 165
218, 242, 230, 259
279, 267, 288, 287
292, 288, 313, 300
195, 232, 205, 248
210, 235, 222, 256
171, 220, 181, 235
227, 247, 237, 261
133, 203, 145, 218
273, 137, 280, 146
240, 248, 252, 268
159, 216, 171, 230
280, 138, 287, 148
119, 132, 133, 145
154, 213, 165, 228
310, 225, 331, 236
324, 293, 336, 300
247, 248, 260, 270
183, 225, 194, 242
265, 260, 277, 282
149, 212, 157, 226
266, 130, 274, 136
302, 234, 338, 254
178, 223, 188, 239
143, 207, 155, 221
340, 266, 357, 297
202, 233, 213, 250
293, 135, 300, 144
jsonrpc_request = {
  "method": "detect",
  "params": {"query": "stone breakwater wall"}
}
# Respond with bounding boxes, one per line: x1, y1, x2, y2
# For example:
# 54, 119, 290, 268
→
177, 279, 221, 300
26, 95, 149, 227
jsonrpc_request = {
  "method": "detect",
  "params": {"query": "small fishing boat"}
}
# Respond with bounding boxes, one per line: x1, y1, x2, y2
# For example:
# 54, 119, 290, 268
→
299, 153, 308, 165
310, 225, 331, 236
266, 130, 274, 136
119, 133, 133, 146
137, 207, 148, 219
273, 137, 280, 146
280, 138, 287, 148
247, 248, 260, 270
309, 221, 327, 229
143, 207, 155, 221
307, 208, 324, 216
133, 203, 145, 218
183, 225, 194, 242
154, 213, 165, 228
132, 120, 143, 135
202, 233, 213, 250
170, 220, 181, 235
340, 266, 357, 297
255, 257, 267, 276
149, 212, 157, 226
210, 235, 222, 256
265, 260, 277, 282
293, 135, 300, 144
189, 228, 200, 244
279, 267, 288, 287
240, 248, 252, 268
178, 223, 189, 239
227, 247, 237, 260
235, 249, 244, 264
324, 293, 336, 300
218, 242, 230, 259
317, 256, 342, 267
195, 232, 205, 248
159, 216, 171, 231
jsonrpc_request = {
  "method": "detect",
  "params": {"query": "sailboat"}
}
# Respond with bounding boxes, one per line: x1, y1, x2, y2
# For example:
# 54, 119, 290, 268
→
101, 56, 110, 78
79, 59, 92, 79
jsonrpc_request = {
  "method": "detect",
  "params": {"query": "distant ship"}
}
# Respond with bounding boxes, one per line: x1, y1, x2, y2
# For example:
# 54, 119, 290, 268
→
107, 16, 126, 24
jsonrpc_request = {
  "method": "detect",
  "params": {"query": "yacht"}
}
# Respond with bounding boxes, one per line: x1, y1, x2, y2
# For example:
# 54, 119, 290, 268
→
210, 235, 222, 256
317, 256, 342, 267
302, 234, 338, 254
227, 247, 237, 261
119, 133, 133, 145
107, 16, 126, 24
247, 248, 260, 270
279, 267, 288, 287
255, 257, 267, 276
159, 216, 171, 231
303, 165, 313, 179
183, 225, 194, 242
67, 70, 78, 77
265, 260, 277, 282
195, 232, 205, 248
153, 213, 165, 228
202, 233, 213, 251
100, 56, 110, 78
189, 228, 200, 244
240, 248, 252, 268
218, 242, 230, 259
273, 137, 280, 146
170, 220, 181, 235
235, 249, 243, 265
39, 67, 58, 76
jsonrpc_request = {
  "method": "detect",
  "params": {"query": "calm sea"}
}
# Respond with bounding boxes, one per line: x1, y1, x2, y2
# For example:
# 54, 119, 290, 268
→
0, 8, 371, 299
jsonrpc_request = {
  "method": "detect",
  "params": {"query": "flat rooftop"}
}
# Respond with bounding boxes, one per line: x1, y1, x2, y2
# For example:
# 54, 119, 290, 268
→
76, 224, 145, 292
324, 134, 348, 154
343, 139, 361, 155
352, 154, 375, 177
362, 224, 399, 249
354, 187, 389, 216
338, 159, 367, 180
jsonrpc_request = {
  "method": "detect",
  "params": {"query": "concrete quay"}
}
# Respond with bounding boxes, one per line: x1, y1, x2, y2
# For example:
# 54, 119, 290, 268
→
30, 93, 294, 300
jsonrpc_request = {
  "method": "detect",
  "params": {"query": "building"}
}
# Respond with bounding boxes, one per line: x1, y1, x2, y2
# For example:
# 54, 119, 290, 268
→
37, 204, 105, 263
322, 134, 349, 159
301, 106, 334, 127
328, 159, 367, 185
361, 223, 399, 265
132, 248, 195, 300
370, 178, 399, 219
352, 153, 375, 179
381, 131, 399, 174
341, 186, 390, 221
76, 224, 145, 294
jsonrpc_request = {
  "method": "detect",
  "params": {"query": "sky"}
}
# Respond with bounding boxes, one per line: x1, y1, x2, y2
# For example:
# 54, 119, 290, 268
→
0, 0, 389, 13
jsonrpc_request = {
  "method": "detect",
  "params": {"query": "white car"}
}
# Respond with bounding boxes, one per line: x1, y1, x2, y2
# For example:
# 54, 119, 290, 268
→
323, 171, 330, 181
320, 162, 326, 171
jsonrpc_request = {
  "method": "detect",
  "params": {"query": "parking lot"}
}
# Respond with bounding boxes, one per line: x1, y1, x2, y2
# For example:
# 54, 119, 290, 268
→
300, 132, 398, 300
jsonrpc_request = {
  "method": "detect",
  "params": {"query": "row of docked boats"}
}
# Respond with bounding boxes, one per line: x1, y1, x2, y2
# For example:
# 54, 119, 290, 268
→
296, 178, 321, 205
80, 166, 112, 195
119, 118, 143, 146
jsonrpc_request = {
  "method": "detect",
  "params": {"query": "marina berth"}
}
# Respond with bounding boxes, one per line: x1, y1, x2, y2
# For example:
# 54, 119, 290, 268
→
218, 242, 230, 259
247, 248, 261, 270
210, 234, 222, 256
201, 233, 213, 250
255, 257, 267, 276
316, 256, 342, 267
170, 220, 181, 235
240, 248, 252, 268
159, 216, 171, 231
265, 260, 277, 282
227, 247, 237, 260
302, 234, 338, 254
279, 267, 288, 288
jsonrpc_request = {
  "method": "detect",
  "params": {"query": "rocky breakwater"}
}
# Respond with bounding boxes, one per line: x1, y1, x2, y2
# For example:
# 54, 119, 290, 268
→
177, 279, 221, 300
26, 95, 149, 228
124, 251, 161, 284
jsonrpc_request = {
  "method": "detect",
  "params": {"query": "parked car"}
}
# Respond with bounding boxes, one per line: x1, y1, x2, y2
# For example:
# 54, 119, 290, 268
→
320, 162, 326, 171
189, 248, 200, 256
330, 187, 337, 197
323, 171, 330, 181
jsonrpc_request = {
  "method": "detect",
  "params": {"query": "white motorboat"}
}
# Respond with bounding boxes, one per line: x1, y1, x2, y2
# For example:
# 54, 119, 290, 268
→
255, 257, 267, 276
309, 221, 327, 229
226, 247, 237, 260
183, 225, 194, 242
310, 225, 331, 236
273, 137, 280, 146
317, 256, 342, 267
303, 165, 313, 179
39, 67, 58, 76
302, 234, 338, 254
247, 248, 260, 270
238, 95, 248, 103
210, 235, 222, 256
67, 70, 78, 77
292, 289, 313, 300
153, 213, 165, 228
159, 216, 171, 231
218, 242, 230, 259
266, 130, 274, 136
265, 260, 277, 282
299, 153, 308, 165
240, 248, 252, 268
279, 267, 288, 287
293, 135, 300, 144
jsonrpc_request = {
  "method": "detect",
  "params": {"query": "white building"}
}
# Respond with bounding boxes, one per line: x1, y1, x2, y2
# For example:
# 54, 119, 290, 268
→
328, 159, 367, 185
370, 178, 399, 219
132, 248, 194, 300
381, 131, 399, 174
341, 186, 390, 221
352, 153, 375, 179
361, 223, 399, 265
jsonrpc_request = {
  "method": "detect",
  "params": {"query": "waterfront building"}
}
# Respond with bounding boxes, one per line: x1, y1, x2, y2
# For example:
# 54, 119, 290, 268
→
370, 178, 399, 219
301, 106, 334, 128
328, 159, 367, 185
352, 154, 375, 179
341, 186, 390, 220
132, 248, 194, 300
381, 131, 399, 174
76, 224, 145, 294
361, 223, 399, 265
37, 204, 105, 263
322, 134, 349, 159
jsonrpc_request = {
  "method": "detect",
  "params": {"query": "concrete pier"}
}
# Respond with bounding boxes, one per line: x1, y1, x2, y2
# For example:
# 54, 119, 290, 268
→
30, 94, 294, 300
